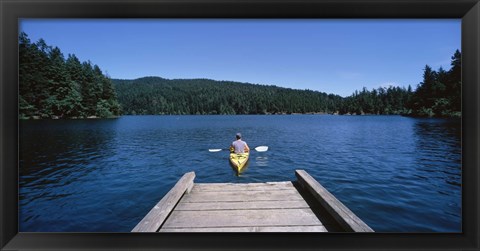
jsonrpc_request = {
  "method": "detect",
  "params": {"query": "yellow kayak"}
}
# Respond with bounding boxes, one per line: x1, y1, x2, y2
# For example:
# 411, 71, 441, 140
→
229, 152, 250, 173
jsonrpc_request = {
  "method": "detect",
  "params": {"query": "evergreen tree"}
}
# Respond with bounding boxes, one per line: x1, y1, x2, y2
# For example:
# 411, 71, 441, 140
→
408, 50, 461, 117
448, 50, 462, 113
19, 32, 120, 119
19, 32, 39, 118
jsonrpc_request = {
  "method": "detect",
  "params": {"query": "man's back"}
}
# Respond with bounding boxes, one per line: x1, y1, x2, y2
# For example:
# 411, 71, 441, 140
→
232, 140, 247, 153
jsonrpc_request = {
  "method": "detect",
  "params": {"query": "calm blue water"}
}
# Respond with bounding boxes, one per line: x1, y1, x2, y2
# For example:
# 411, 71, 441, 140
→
19, 115, 461, 232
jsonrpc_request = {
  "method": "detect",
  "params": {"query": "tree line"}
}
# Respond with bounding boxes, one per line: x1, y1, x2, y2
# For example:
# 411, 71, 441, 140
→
113, 77, 344, 115
113, 50, 461, 118
410, 50, 461, 117
340, 50, 461, 117
19, 32, 461, 118
113, 77, 412, 116
19, 32, 121, 119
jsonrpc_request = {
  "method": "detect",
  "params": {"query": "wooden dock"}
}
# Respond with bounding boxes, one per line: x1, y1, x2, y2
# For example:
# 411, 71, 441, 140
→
132, 170, 373, 232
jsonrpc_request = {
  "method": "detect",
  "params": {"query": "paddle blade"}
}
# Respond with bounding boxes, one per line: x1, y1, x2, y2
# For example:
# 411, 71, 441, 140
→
254, 146, 268, 152
208, 149, 222, 152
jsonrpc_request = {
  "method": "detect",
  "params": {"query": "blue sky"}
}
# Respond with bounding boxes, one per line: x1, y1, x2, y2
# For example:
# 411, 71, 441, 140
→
20, 19, 460, 97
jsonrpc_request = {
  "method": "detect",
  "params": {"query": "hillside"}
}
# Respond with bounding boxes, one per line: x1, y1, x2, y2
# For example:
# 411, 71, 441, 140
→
112, 77, 343, 115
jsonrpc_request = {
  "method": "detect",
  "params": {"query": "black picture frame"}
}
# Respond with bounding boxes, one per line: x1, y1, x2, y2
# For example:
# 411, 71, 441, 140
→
1, 0, 479, 250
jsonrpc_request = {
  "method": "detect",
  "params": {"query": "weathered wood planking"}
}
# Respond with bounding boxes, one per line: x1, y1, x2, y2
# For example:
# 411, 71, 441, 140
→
133, 170, 373, 232
161, 180, 325, 232
131, 172, 195, 232
192, 181, 295, 191
175, 200, 310, 211
181, 189, 304, 203
160, 225, 327, 232
161, 208, 324, 229
295, 170, 374, 232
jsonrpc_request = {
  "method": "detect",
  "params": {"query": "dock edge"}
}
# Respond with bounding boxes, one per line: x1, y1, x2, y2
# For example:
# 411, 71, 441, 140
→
132, 171, 195, 232
295, 169, 374, 232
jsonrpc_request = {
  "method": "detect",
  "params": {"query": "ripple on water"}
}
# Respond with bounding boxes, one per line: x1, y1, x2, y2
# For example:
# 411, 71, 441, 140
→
19, 115, 461, 232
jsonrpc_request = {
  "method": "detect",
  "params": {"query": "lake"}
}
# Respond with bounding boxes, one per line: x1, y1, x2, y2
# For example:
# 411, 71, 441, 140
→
19, 115, 462, 232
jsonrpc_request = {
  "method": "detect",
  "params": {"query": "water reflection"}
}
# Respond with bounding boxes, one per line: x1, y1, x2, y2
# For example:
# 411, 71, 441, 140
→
20, 119, 119, 182
255, 156, 269, 167
411, 118, 461, 186
19, 119, 120, 230
406, 118, 462, 232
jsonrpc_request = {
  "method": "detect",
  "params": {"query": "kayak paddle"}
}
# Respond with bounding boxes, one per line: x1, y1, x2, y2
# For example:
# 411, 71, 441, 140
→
209, 146, 268, 152
208, 149, 225, 152
254, 146, 269, 152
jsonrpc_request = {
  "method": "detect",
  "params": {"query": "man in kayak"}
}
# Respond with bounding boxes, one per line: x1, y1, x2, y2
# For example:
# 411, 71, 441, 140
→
230, 133, 250, 153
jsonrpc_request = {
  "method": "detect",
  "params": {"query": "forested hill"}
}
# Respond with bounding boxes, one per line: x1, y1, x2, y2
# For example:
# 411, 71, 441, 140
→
112, 77, 344, 115
113, 49, 461, 117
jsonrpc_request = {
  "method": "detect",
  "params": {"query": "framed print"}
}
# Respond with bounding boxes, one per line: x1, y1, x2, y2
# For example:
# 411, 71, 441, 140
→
1, 0, 479, 250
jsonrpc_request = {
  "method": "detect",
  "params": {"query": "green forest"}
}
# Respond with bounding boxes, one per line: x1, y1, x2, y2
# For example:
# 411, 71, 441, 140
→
19, 32, 461, 119
113, 77, 343, 115
340, 49, 461, 118
113, 49, 461, 117
112, 78, 413, 116
19, 32, 121, 119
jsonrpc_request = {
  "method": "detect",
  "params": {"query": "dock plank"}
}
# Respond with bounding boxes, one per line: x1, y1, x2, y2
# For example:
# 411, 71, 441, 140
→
131, 172, 195, 232
162, 208, 323, 228
175, 200, 310, 211
296, 170, 374, 232
192, 182, 295, 192
160, 225, 328, 232
181, 189, 303, 203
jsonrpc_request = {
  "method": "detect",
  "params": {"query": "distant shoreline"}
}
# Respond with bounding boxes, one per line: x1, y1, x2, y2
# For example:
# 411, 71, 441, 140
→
19, 113, 461, 120
20, 115, 121, 120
